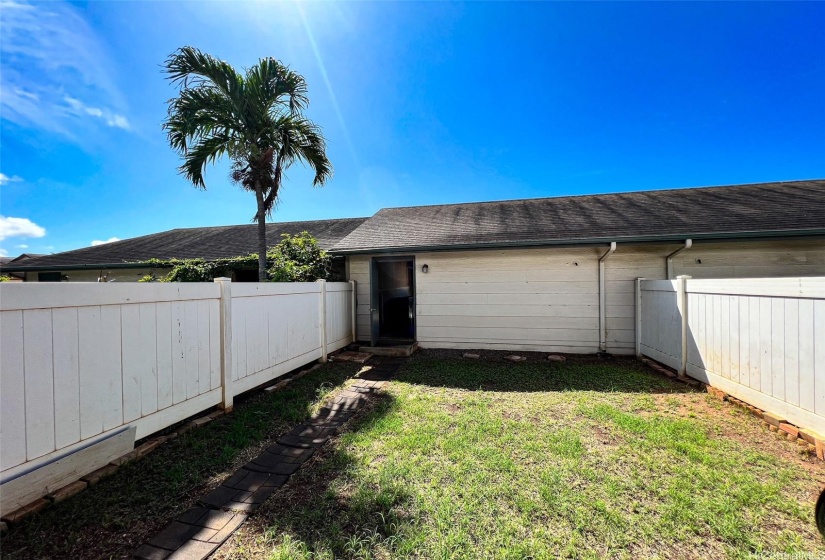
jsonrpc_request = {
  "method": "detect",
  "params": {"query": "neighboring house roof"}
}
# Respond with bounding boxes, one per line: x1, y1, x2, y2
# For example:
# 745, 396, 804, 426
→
331, 179, 825, 254
4, 253, 45, 263
1, 219, 367, 272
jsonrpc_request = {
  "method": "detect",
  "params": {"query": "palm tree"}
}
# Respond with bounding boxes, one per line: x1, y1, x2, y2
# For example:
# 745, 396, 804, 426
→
163, 47, 332, 281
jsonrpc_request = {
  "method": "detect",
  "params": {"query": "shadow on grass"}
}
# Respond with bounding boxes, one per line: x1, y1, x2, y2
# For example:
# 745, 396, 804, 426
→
395, 349, 698, 394
0, 361, 364, 560
228, 392, 412, 560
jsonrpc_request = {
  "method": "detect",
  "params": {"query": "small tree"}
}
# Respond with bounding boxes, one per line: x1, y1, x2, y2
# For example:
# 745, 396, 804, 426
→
268, 232, 333, 282
163, 47, 332, 281
155, 232, 332, 283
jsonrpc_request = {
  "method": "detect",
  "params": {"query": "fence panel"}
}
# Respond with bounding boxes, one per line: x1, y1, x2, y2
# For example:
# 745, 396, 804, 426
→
326, 283, 354, 354
0, 280, 354, 515
638, 280, 682, 371
226, 282, 353, 394
638, 277, 825, 435
0, 283, 223, 474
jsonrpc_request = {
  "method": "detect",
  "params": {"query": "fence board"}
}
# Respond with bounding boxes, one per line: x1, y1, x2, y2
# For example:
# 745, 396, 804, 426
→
156, 302, 173, 410
52, 308, 80, 450
78, 306, 105, 439
815, 300, 825, 417
100, 305, 124, 431
1, 311, 26, 470
140, 303, 159, 416
121, 304, 143, 423
784, 299, 800, 407
23, 309, 56, 460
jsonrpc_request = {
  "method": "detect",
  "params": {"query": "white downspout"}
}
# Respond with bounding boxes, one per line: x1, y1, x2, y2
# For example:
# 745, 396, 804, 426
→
598, 242, 617, 353
666, 239, 692, 279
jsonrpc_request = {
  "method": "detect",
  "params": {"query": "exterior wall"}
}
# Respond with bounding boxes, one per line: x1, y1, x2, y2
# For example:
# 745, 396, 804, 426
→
670, 238, 825, 279
347, 237, 825, 354
349, 256, 372, 342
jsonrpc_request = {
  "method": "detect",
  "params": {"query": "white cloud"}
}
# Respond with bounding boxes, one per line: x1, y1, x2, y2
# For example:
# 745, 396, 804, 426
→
0, 173, 23, 186
15, 244, 28, 249
0, 248, 8, 257
91, 237, 120, 246
0, 215, 46, 241
64, 96, 130, 130
0, 0, 131, 140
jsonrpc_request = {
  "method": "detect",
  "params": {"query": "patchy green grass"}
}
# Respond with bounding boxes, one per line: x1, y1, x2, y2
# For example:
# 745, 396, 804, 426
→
219, 352, 825, 560
0, 361, 361, 560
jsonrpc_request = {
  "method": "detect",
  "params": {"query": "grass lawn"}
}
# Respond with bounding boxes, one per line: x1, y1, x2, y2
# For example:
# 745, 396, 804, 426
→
0, 361, 363, 559
217, 351, 824, 560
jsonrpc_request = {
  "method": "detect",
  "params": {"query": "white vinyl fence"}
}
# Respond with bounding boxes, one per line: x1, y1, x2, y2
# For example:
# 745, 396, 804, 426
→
637, 277, 825, 434
0, 280, 354, 507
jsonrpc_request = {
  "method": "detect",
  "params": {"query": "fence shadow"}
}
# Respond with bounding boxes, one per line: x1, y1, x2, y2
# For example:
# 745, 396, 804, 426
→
393, 349, 698, 394
226, 391, 410, 558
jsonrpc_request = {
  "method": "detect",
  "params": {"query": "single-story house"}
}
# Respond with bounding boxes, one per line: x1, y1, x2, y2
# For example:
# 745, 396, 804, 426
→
0, 254, 44, 281
4, 179, 824, 355
332, 179, 824, 354
0, 218, 367, 283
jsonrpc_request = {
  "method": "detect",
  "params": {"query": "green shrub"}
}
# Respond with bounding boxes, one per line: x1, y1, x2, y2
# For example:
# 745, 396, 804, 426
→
148, 232, 334, 283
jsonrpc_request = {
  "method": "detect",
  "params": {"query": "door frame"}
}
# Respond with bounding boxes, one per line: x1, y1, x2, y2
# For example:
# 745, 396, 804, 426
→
369, 255, 416, 346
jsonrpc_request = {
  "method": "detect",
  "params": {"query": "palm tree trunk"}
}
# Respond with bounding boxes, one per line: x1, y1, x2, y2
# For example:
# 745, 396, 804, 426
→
255, 185, 267, 282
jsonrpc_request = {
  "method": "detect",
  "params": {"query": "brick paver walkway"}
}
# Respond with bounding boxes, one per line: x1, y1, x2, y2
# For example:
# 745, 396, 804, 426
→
133, 359, 403, 560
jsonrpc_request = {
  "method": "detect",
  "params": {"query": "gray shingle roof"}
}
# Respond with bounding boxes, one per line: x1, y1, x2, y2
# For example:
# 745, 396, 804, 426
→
3, 218, 367, 271
331, 180, 825, 253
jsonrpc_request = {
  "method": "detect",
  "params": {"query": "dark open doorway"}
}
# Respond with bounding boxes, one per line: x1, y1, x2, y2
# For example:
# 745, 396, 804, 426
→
370, 257, 415, 346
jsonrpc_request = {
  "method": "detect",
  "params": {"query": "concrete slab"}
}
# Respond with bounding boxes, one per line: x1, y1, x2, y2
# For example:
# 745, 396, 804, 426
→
357, 343, 418, 357
331, 351, 372, 363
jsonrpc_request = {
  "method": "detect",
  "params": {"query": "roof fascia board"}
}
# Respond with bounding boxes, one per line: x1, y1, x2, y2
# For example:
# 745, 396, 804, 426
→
0, 262, 171, 273
330, 229, 825, 255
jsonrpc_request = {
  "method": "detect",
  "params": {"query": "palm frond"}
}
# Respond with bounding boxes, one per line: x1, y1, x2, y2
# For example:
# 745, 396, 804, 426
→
245, 57, 309, 115
179, 135, 232, 189
281, 117, 333, 187
165, 46, 244, 98
163, 86, 240, 153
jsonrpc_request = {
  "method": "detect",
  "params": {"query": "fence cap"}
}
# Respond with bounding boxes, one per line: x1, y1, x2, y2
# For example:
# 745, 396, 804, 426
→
213, 277, 232, 282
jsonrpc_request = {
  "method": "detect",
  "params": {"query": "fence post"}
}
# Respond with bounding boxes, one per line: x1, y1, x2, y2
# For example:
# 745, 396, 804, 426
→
213, 277, 234, 411
635, 278, 645, 357
349, 280, 357, 344
676, 275, 691, 377
318, 279, 328, 363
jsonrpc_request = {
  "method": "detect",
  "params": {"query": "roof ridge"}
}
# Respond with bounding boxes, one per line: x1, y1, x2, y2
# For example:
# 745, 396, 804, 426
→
167, 216, 368, 233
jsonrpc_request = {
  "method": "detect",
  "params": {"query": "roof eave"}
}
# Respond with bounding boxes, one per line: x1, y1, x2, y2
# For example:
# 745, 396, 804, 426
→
0, 262, 170, 273
330, 229, 825, 255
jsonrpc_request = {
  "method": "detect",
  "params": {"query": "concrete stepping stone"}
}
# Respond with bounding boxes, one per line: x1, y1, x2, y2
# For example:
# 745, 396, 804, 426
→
289, 425, 339, 439
504, 355, 527, 362
277, 434, 330, 449
243, 444, 314, 475
199, 470, 288, 511
304, 408, 353, 427
348, 385, 381, 394
134, 508, 247, 560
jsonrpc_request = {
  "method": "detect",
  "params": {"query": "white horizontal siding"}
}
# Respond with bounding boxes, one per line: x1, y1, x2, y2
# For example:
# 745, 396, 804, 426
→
672, 238, 825, 279
346, 237, 824, 354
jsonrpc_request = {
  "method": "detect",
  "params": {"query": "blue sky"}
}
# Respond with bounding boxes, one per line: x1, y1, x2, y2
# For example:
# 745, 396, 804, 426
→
1, 1, 823, 256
